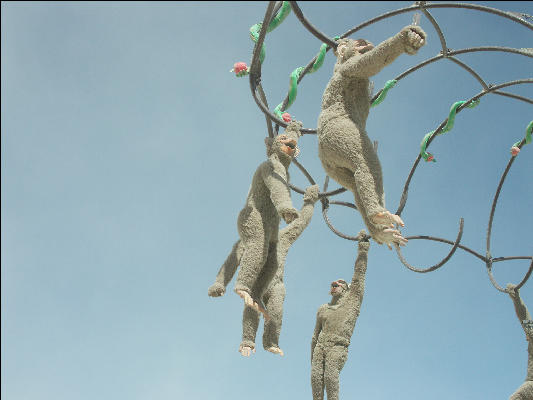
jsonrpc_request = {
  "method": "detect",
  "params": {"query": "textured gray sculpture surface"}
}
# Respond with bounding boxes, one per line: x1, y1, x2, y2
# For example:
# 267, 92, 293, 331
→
209, 184, 319, 356
311, 236, 370, 400
508, 284, 533, 400
210, 121, 302, 319
317, 26, 426, 248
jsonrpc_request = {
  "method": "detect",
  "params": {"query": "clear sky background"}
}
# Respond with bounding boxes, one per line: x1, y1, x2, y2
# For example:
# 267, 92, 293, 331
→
2, 2, 532, 399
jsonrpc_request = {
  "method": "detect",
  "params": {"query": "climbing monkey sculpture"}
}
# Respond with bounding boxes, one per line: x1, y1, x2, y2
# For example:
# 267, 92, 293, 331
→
317, 25, 427, 248
507, 283, 533, 400
311, 233, 370, 400
212, 121, 302, 320
208, 184, 319, 357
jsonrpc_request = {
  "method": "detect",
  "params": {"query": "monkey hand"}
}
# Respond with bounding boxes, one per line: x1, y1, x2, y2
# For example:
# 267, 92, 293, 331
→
401, 25, 426, 55
281, 207, 299, 224
373, 227, 408, 249
303, 184, 320, 205
371, 210, 405, 228
506, 283, 519, 298
236, 289, 271, 320
239, 343, 256, 357
208, 282, 226, 297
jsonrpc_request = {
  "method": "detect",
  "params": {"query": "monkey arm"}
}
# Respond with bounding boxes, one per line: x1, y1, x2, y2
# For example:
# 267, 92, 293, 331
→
279, 186, 318, 249
344, 240, 370, 312
311, 306, 325, 361
208, 240, 244, 297
340, 33, 405, 78
509, 288, 533, 341
261, 161, 297, 217
340, 26, 425, 78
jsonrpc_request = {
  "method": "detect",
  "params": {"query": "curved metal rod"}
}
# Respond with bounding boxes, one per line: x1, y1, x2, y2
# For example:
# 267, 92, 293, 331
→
492, 91, 533, 105
289, 158, 349, 198
486, 151, 519, 258
257, 83, 274, 138
321, 203, 361, 242
450, 46, 533, 58
252, 7, 531, 133
394, 218, 464, 273
515, 259, 533, 290
371, 47, 531, 105
248, 2, 276, 77
487, 258, 532, 293
493, 256, 533, 263
404, 233, 486, 261
320, 176, 363, 241
343, 2, 532, 38
402, 236, 533, 265
395, 78, 533, 216
418, 4, 448, 55
289, 1, 338, 49
447, 56, 489, 90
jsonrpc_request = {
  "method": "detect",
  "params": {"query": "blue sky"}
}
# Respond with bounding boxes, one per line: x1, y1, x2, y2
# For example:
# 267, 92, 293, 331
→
1, 2, 532, 399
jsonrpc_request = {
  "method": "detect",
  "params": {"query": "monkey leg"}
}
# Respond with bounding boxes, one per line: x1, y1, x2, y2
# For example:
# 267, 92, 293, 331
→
234, 209, 271, 296
319, 119, 385, 215
509, 381, 533, 400
311, 343, 327, 400
240, 304, 260, 357
324, 345, 349, 400
262, 280, 286, 354
208, 240, 243, 297
246, 241, 280, 320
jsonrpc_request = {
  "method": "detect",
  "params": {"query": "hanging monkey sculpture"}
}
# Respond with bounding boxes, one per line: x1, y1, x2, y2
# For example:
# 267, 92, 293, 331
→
317, 25, 426, 248
212, 121, 302, 320
507, 284, 533, 400
311, 234, 370, 400
208, 184, 319, 357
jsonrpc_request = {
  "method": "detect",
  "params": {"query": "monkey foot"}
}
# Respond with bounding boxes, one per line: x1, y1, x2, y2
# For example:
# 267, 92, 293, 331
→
371, 210, 405, 228
235, 289, 271, 320
266, 346, 284, 356
208, 282, 226, 297
373, 227, 408, 250
239, 343, 256, 357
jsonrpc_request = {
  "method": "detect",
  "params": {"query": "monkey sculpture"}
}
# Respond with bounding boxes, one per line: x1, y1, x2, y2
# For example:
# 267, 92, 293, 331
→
213, 121, 302, 320
208, 184, 319, 357
507, 284, 533, 400
317, 25, 427, 248
311, 234, 370, 400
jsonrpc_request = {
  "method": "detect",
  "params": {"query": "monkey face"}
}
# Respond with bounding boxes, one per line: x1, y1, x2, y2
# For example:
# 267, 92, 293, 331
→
354, 39, 374, 54
330, 279, 348, 296
336, 39, 374, 61
276, 134, 298, 158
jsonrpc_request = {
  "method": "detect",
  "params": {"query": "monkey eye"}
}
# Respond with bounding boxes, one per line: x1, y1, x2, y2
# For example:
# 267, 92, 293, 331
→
286, 142, 295, 149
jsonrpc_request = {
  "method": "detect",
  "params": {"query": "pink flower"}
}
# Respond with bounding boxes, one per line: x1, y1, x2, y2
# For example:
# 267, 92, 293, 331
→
511, 146, 520, 156
282, 113, 292, 122
233, 62, 248, 75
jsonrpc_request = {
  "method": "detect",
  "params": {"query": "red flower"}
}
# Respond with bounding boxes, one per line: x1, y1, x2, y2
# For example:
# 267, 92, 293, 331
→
233, 62, 248, 75
282, 113, 292, 122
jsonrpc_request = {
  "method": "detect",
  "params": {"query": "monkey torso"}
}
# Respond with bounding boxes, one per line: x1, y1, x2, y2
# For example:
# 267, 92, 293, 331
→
315, 297, 360, 347
318, 70, 372, 135
238, 158, 291, 235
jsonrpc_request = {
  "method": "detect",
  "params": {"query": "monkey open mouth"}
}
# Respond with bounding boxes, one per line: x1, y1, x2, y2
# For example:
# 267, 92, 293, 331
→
285, 142, 296, 149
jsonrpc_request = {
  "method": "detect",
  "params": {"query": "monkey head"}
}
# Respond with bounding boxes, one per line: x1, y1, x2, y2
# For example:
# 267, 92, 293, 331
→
334, 38, 374, 62
265, 121, 302, 160
330, 279, 349, 298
